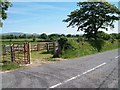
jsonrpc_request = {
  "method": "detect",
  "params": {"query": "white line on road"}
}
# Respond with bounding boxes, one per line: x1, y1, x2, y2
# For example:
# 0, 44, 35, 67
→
49, 62, 106, 88
115, 55, 120, 59
49, 83, 62, 88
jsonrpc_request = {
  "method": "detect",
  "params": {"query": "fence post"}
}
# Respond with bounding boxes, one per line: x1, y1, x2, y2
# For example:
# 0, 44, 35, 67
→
2, 45, 6, 55
46, 43, 49, 52
53, 42, 56, 54
28, 43, 31, 64
11, 44, 14, 62
37, 44, 40, 51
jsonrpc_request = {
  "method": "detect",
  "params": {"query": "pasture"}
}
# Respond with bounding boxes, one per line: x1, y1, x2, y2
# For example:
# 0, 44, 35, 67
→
0, 37, 120, 71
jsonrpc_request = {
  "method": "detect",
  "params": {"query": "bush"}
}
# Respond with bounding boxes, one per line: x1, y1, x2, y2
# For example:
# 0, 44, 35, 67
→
32, 38, 36, 42
53, 37, 75, 58
58, 37, 74, 51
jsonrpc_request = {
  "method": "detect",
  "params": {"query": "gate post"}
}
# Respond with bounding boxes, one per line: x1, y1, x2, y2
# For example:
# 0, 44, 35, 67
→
2, 44, 6, 55
28, 43, 31, 64
11, 44, 14, 62
53, 42, 56, 54
46, 43, 49, 52
37, 44, 40, 51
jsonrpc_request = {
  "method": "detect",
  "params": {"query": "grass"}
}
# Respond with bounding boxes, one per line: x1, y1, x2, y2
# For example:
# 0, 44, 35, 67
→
1, 38, 119, 71
60, 39, 120, 59
31, 50, 53, 61
1, 38, 51, 45
0, 40, 57, 71
0, 61, 22, 71
31, 50, 59, 61
1, 50, 57, 71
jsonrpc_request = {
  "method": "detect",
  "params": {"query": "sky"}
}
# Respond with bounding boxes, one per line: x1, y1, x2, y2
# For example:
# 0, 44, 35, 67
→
1, 2, 119, 35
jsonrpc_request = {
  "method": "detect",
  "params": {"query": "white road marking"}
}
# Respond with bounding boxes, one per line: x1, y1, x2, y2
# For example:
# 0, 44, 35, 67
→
49, 83, 62, 88
49, 62, 106, 88
115, 55, 120, 59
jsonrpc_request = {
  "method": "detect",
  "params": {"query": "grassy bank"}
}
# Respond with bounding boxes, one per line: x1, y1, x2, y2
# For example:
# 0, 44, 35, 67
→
60, 39, 120, 59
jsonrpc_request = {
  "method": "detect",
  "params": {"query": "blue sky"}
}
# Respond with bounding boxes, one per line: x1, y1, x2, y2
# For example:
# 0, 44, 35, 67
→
2, 2, 119, 35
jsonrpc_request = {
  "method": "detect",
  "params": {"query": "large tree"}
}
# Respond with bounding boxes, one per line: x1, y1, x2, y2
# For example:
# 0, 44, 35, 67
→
0, 0, 12, 27
63, 1, 120, 40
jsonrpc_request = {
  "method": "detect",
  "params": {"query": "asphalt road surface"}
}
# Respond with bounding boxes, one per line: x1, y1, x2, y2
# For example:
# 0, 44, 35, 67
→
1, 49, 119, 89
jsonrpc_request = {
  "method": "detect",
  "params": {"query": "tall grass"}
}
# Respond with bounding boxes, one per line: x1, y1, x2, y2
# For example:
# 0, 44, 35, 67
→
60, 39, 119, 59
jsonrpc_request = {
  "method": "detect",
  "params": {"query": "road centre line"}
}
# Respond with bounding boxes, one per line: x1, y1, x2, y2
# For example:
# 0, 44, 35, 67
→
115, 55, 120, 59
49, 62, 106, 88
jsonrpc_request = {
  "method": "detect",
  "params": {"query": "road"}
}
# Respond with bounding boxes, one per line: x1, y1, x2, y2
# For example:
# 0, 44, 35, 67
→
1, 49, 119, 89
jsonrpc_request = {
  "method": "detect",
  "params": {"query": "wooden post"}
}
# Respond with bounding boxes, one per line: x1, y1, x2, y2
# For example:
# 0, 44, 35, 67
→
11, 44, 14, 62
2, 45, 5, 62
53, 42, 56, 54
46, 43, 49, 52
37, 44, 40, 51
24, 43, 27, 64
2, 45, 6, 55
28, 43, 31, 64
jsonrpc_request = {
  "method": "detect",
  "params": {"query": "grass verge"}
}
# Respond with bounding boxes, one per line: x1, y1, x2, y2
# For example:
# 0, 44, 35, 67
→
0, 61, 22, 71
60, 39, 120, 59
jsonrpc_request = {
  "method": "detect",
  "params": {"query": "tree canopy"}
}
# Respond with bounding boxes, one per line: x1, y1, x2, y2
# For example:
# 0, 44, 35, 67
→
39, 33, 48, 39
63, 1, 120, 40
0, 0, 12, 27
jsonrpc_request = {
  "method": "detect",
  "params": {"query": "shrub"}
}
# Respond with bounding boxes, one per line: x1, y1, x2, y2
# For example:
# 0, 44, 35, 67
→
32, 38, 36, 42
53, 37, 75, 58
58, 37, 74, 51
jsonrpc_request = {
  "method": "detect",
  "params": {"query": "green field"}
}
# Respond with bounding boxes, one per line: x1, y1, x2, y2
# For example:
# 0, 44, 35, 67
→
1, 38, 120, 71
1, 38, 52, 45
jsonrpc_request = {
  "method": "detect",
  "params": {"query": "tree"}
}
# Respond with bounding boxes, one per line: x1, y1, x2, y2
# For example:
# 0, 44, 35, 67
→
0, 0, 12, 27
66, 34, 72, 37
48, 34, 60, 41
60, 34, 65, 37
9, 34, 14, 39
63, 1, 120, 40
75, 34, 80, 37
39, 33, 48, 39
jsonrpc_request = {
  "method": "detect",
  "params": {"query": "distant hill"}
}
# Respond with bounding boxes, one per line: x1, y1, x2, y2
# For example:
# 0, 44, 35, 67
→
2, 32, 25, 36
2, 32, 40, 36
1, 32, 84, 36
